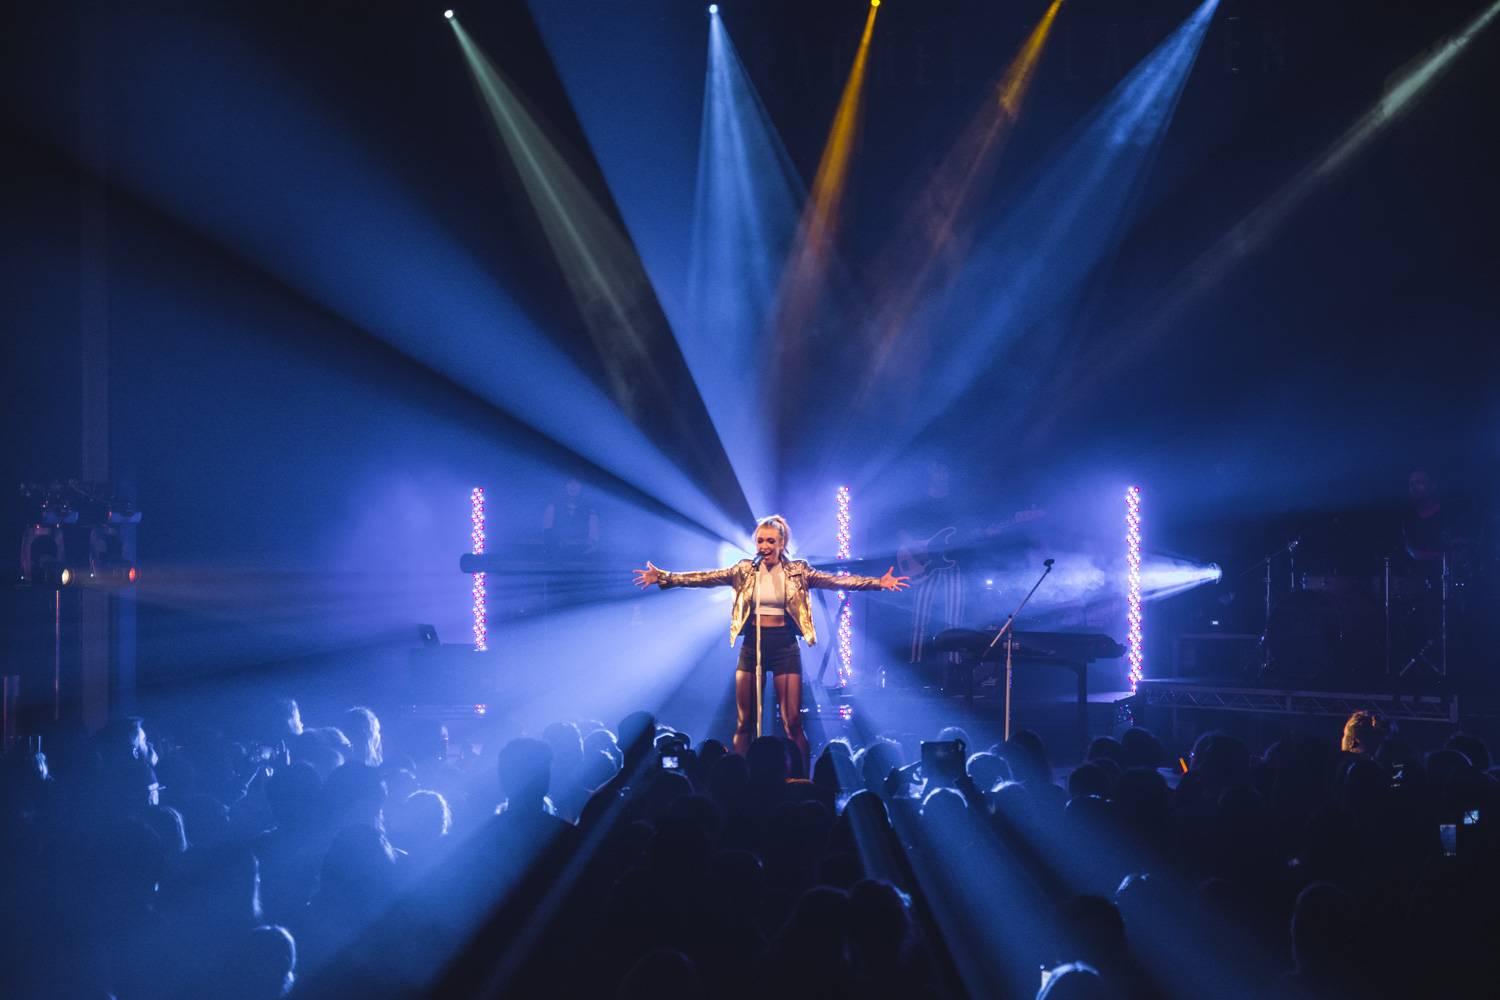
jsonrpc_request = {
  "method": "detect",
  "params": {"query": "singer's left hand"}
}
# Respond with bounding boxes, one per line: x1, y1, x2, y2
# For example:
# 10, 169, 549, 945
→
878, 567, 911, 591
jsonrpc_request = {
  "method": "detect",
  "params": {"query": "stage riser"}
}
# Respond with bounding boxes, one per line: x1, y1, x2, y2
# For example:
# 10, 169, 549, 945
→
1125, 679, 1466, 757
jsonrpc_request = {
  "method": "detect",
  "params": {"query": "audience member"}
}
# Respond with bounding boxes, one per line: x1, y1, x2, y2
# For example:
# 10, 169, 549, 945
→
7, 684, 1493, 1000
341, 707, 384, 769
1340, 710, 1389, 755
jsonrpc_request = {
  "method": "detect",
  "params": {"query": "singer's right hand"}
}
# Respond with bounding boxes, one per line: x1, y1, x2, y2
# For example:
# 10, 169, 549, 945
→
633, 561, 663, 588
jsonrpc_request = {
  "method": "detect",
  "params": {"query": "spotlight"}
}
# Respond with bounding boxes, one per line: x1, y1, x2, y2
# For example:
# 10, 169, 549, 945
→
1210, 563, 1223, 583
871, 0, 880, 6
707, 3, 718, 13
92, 561, 138, 585
33, 561, 72, 589
88, 526, 137, 587
444, 9, 454, 19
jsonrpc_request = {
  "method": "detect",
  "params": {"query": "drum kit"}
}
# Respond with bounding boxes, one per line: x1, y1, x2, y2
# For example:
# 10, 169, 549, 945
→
1257, 532, 1481, 689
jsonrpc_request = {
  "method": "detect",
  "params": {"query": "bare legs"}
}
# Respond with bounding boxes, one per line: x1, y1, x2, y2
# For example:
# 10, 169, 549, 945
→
733, 671, 807, 769
733, 670, 756, 756
774, 671, 808, 768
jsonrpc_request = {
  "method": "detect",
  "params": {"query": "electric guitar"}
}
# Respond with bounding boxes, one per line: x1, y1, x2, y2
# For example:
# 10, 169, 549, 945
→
896, 527, 959, 580
896, 508, 1047, 581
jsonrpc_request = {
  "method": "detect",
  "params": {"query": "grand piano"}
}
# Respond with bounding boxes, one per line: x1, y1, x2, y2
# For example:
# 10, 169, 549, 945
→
933, 628, 1125, 754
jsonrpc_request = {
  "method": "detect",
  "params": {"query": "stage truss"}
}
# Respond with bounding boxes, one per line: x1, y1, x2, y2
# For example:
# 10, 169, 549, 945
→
1128, 679, 1458, 724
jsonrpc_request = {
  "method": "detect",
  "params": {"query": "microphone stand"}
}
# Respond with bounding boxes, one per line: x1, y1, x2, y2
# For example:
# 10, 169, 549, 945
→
1247, 535, 1300, 678
753, 556, 764, 740
983, 559, 1053, 741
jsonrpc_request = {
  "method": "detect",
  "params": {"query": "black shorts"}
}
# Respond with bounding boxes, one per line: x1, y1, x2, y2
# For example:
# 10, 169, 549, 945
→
736, 624, 803, 677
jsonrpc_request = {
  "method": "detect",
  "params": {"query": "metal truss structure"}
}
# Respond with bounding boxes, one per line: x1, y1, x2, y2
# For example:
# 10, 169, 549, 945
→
1130, 680, 1458, 724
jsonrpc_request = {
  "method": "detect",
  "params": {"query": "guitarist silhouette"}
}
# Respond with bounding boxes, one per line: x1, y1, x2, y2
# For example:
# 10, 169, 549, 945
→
897, 462, 965, 664
896, 525, 959, 581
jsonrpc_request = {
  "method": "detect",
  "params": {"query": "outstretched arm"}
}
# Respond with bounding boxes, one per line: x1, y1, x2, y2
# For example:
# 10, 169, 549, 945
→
806, 565, 910, 592
632, 562, 665, 588
632, 562, 740, 589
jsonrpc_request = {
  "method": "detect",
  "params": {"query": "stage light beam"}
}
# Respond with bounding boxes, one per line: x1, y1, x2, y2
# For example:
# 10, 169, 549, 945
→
448, 19, 753, 536
684, 11, 803, 512
1044, 0, 1500, 423
1139, 557, 1222, 601
32, 8, 749, 553
847, 0, 1218, 490
803, 2, 878, 266
773, 0, 880, 366
849, 0, 1063, 413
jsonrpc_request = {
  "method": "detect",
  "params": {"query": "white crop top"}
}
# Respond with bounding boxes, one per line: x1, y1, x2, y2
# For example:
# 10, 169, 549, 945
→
755, 563, 786, 617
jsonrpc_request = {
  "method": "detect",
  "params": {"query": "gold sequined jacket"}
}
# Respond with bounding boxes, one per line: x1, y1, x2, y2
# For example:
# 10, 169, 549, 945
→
656, 559, 885, 645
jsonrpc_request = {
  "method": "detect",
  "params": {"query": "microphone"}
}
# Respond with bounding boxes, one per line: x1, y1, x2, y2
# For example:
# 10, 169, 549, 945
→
752, 552, 765, 569
1043, 558, 1055, 568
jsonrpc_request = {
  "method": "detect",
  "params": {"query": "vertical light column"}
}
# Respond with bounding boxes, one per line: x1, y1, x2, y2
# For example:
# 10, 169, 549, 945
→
1125, 486, 1143, 692
836, 486, 853, 687
470, 487, 488, 652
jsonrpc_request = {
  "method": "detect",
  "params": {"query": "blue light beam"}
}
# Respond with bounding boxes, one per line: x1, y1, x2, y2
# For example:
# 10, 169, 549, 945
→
1049, 0, 1500, 412
8, 8, 745, 546
848, 0, 1221, 491
683, 13, 806, 513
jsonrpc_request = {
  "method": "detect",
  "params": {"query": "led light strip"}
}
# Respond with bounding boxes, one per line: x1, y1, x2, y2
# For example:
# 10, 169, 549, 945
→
836, 485, 853, 687
471, 487, 488, 652
1126, 486, 1143, 692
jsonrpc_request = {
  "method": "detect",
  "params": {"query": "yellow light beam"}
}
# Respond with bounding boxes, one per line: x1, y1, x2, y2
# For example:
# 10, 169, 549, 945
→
773, 2, 880, 362
803, 2, 879, 269
859, 0, 1063, 397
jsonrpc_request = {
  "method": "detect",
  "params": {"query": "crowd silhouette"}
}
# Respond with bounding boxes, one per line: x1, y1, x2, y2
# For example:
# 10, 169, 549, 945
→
2, 698, 1496, 998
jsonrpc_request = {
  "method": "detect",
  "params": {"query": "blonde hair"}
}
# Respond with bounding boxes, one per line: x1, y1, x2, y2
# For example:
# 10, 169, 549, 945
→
755, 515, 791, 549
1341, 710, 1389, 754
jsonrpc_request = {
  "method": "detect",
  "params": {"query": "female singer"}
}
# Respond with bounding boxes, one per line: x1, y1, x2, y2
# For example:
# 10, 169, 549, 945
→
634, 514, 908, 762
